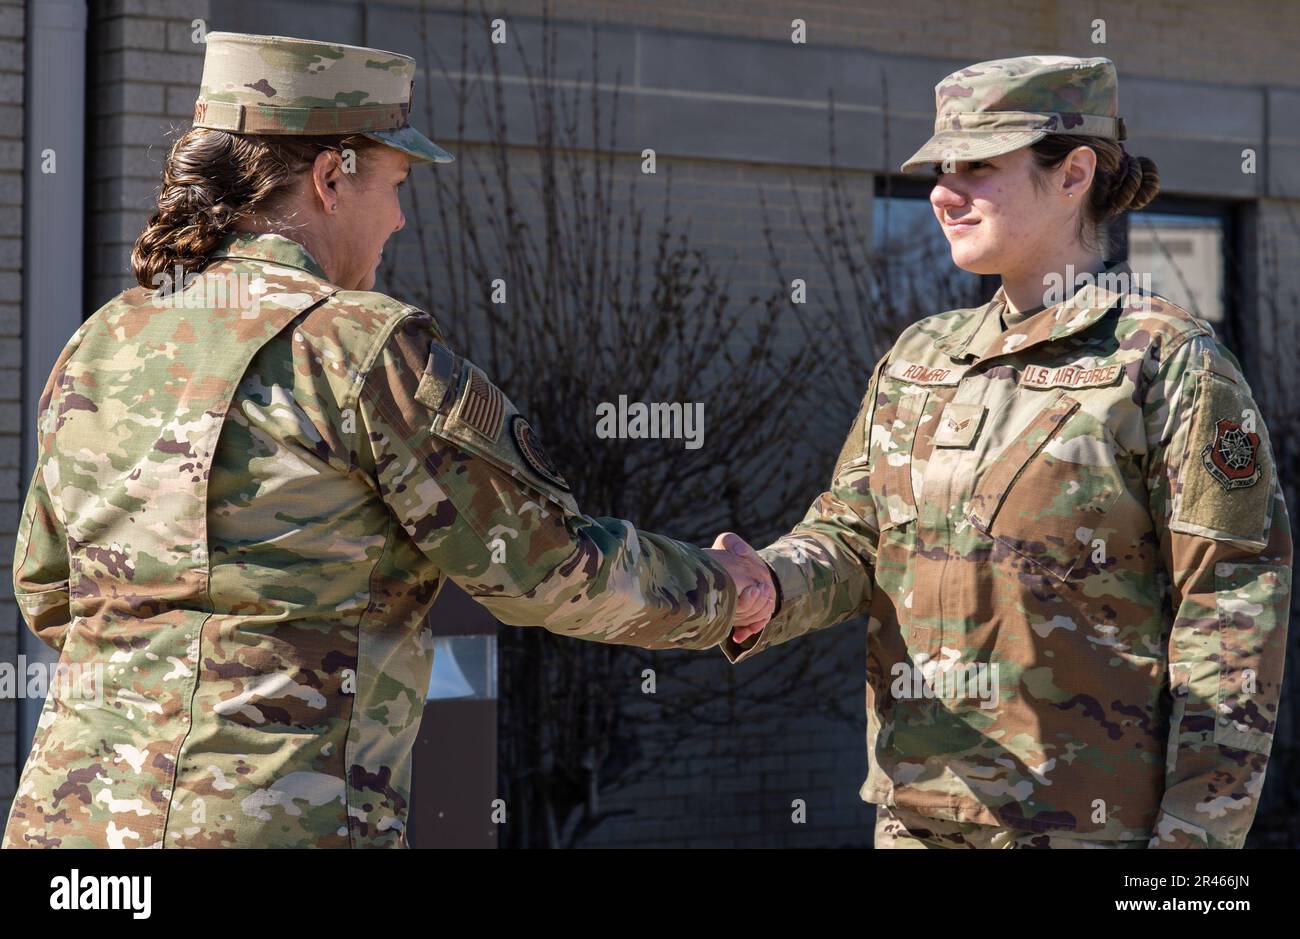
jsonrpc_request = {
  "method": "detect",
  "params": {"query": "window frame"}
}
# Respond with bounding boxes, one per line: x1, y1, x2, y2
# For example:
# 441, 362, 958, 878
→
1120, 195, 1246, 362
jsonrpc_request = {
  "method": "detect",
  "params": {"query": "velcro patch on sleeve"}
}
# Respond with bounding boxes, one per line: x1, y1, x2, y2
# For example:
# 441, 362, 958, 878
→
434, 370, 580, 515
833, 354, 890, 479
1172, 370, 1274, 545
413, 343, 459, 412
453, 364, 506, 442
511, 415, 571, 492
833, 405, 869, 480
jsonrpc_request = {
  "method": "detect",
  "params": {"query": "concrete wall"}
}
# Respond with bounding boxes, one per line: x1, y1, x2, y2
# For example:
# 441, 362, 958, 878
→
401, 0, 1300, 93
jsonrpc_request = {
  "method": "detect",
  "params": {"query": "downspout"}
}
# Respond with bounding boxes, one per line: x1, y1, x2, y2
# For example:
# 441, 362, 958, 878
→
18, 0, 85, 763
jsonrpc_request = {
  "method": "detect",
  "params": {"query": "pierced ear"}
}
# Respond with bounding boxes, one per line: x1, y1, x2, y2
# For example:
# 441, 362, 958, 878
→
1063, 147, 1096, 193
311, 150, 345, 211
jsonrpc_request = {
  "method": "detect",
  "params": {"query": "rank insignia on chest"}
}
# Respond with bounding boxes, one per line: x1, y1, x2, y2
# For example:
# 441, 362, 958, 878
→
1201, 418, 1261, 490
933, 402, 986, 448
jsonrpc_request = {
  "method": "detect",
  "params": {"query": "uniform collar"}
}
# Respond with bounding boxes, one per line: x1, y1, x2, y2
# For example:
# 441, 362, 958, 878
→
208, 232, 331, 282
937, 259, 1134, 363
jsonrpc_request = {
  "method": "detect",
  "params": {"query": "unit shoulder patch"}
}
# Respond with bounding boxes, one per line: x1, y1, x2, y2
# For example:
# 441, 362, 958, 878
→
511, 415, 571, 492
1171, 370, 1273, 545
1200, 417, 1261, 490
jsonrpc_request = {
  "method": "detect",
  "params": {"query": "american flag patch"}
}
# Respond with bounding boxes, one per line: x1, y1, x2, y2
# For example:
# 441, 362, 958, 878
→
458, 367, 505, 441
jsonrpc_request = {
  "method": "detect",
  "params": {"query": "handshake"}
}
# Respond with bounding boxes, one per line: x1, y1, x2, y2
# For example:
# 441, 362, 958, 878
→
704, 532, 776, 645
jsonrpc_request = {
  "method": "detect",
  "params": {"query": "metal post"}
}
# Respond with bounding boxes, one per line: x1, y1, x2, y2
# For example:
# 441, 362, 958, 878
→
18, 0, 86, 764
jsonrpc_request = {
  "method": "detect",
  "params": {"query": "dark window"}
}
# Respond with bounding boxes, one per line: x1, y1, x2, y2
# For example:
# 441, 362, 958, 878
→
1123, 197, 1243, 357
872, 178, 991, 310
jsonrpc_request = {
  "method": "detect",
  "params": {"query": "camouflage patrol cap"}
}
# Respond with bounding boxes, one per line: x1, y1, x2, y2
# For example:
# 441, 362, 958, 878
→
193, 32, 454, 164
901, 55, 1125, 173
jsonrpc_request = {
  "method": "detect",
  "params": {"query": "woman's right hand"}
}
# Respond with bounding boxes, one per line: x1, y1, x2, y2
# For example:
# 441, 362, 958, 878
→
705, 531, 776, 643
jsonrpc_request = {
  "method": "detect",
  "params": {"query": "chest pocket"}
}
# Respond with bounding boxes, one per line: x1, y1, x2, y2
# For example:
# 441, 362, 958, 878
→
965, 389, 1124, 582
869, 383, 929, 531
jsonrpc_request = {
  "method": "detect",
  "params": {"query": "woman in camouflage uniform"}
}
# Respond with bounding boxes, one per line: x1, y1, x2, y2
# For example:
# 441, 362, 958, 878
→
722, 56, 1292, 849
3, 32, 771, 849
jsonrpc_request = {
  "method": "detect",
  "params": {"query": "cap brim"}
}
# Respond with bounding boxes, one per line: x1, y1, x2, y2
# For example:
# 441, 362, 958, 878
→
364, 125, 455, 164
899, 129, 1047, 174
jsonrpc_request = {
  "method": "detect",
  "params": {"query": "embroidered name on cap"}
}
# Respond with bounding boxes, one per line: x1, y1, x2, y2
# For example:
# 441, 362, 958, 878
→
1020, 363, 1122, 390
887, 360, 964, 386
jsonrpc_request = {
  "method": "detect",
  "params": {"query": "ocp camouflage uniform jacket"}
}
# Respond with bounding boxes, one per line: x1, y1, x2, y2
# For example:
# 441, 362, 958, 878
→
728, 260, 1292, 849
4, 232, 736, 849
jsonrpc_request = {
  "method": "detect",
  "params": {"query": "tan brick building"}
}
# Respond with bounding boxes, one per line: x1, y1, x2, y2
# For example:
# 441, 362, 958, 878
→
2, 0, 1297, 847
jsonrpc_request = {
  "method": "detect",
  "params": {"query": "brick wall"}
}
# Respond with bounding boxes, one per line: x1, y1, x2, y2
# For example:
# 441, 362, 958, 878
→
87, 0, 209, 309
3, 0, 1297, 847
0, 0, 23, 819
403, 0, 1300, 91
